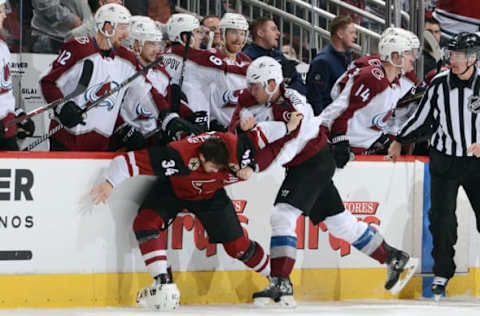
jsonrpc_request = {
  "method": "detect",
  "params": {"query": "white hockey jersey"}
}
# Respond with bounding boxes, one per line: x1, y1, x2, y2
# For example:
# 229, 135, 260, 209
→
209, 50, 251, 128
0, 37, 17, 138
40, 36, 168, 151
320, 65, 405, 154
160, 44, 247, 120
229, 87, 325, 170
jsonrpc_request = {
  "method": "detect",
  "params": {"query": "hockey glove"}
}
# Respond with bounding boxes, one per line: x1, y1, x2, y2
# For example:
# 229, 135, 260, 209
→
188, 111, 209, 132
15, 109, 35, 139
280, 58, 299, 81
118, 125, 147, 151
209, 119, 227, 132
162, 113, 203, 141
57, 101, 85, 128
331, 135, 351, 168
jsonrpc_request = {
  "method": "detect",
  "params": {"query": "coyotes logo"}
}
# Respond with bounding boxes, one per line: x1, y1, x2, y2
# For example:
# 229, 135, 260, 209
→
0, 62, 12, 94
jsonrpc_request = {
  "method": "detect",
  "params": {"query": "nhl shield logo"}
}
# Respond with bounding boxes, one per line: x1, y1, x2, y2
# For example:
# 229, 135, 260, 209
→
468, 95, 480, 113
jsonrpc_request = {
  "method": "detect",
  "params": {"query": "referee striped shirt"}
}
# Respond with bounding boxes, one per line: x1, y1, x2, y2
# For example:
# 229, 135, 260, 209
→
397, 68, 480, 157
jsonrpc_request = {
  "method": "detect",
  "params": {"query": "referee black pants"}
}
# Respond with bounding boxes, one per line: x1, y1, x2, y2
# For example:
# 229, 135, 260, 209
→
429, 149, 480, 279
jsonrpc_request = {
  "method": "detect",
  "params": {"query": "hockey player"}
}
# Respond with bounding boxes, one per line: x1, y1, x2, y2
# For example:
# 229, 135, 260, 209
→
0, 0, 34, 150
40, 4, 198, 151
209, 13, 251, 130
161, 14, 249, 131
90, 111, 304, 310
319, 29, 420, 159
229, 57, 418, 306
112, 15, 170, 150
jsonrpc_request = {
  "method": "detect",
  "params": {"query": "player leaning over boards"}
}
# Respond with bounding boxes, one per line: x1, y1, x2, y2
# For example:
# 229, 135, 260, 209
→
228, 57, 418, 307
90, 114, 304, 310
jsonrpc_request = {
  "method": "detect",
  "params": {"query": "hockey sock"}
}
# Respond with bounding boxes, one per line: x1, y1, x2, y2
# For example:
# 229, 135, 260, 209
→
133, 208, 168, 278
270, 203, 302, 277
223, 237, 270, 276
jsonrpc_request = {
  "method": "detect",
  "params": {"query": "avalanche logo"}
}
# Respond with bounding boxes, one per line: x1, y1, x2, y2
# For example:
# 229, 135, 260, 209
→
0, 62, 12, 91
370, 110, 393, 131
84, 81, 120, 111
222, 90, 238, 105
135, 104, 153, 118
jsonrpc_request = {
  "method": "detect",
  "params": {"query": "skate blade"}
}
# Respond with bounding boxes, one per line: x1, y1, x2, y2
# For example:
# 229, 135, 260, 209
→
434, 294, 442, 302
389, 257, 419, 295
253, 296, 296, 308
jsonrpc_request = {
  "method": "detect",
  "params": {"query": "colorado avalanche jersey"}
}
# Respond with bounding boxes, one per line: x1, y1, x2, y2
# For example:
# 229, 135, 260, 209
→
40, 36, 168, 151
0, 37, 16, 138
160, 44, 247, 120
209, 49, 251, 128
228, 87, 326, 169
320, 65, 405, 153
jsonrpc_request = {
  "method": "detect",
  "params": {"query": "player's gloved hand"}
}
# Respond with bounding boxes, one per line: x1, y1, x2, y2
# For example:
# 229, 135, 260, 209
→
57, 101, 85, 128
188, 111, 208, 132
162, 113, 203, 141
331, 135, 351, 168
15, 109, 35, 139
209, 119, 227, 132
280, 58, 299, 81
118, 125, 146, 151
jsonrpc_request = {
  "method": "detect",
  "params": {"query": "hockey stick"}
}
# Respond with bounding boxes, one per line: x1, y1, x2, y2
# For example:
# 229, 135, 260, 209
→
170, 32, 192, 114
4, 59, 94, 131
22, 55, 165, 151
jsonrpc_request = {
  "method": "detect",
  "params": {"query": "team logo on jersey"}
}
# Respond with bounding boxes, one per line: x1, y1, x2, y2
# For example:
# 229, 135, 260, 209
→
192, 179, 215, 194
282, 110, 292, 122
371, 110, 393, 131
222, 90, 239, 105
188, 157, 200, 171
371, 67, 384, 80
84, 81, 120, 111
368, 58, 382, 68
74, 36, 90, 44
135, 104, 153, 118
0, 62, 12, 91
467, 94, 480, 113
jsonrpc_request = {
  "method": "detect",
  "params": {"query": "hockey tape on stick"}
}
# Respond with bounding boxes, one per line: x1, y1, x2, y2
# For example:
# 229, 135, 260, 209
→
5, 59, 94, 131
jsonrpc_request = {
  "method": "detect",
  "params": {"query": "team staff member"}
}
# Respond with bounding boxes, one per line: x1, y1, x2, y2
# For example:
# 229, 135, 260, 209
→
389, 32, 480, 298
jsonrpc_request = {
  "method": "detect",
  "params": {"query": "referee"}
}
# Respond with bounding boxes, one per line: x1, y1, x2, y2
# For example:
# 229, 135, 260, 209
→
388, 32, 480, 298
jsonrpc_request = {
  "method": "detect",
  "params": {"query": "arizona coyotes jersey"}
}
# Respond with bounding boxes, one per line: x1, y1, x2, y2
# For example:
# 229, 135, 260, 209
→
228, 87, 326, 169
0, 38, 16, 138
106, 131, 272, 200
40, 36, 168, 151
161, 44, 247, 119
209, 49, 251, 128
320, 65, 405, 153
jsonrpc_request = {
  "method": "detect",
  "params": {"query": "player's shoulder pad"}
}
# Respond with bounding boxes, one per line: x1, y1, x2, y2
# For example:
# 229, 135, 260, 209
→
353, 55, 382, 69
354, 65, 389, 92
54, 37, 97, 68
115, 45, 142, 71
171, 44, 225, 70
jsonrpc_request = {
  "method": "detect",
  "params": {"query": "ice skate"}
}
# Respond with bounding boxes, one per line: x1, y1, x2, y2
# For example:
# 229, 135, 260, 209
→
252, 276, 296, 307
431, 276, 448, 301
384, 244, 419, 294
136, 273, 180, 310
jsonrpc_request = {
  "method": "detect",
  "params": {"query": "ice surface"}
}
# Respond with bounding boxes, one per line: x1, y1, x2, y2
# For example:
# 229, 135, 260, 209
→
1, 298, 480, 316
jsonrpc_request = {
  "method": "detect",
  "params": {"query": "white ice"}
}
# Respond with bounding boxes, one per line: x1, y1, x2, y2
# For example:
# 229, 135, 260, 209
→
1, 299, 480, 316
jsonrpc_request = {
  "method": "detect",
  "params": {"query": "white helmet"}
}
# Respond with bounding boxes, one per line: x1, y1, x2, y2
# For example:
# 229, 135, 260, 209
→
166, 14, 200, 46
95, 3, 131, 38
127, 16, 163, 47
382, 27, 420, 50
378, 30, 416, 66
246, 56, 283, 102
219, 13, 249, 48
